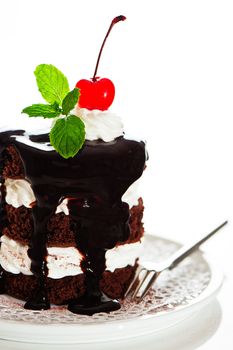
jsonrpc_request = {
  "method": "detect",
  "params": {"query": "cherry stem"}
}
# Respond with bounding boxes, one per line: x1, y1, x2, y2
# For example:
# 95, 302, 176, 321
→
92, 15, 126, 82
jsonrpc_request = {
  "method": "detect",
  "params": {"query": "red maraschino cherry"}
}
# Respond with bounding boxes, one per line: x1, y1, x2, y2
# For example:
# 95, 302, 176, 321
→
76, 15, 126, 111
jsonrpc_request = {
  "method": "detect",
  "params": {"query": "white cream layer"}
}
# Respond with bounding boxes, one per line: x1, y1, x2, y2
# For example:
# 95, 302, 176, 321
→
4, 178, 69, 215
122, 180, 140, 207
4, 178, 140, 212
0, 235, 142, 279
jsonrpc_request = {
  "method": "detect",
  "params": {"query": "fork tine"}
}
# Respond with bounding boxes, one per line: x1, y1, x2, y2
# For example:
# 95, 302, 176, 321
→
135, 271, 159, 301
132, 269, 152, 299
124, 266, 146, 298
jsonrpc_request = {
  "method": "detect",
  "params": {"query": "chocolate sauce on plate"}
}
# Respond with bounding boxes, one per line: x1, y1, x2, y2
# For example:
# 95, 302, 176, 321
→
0, 130, 146, 315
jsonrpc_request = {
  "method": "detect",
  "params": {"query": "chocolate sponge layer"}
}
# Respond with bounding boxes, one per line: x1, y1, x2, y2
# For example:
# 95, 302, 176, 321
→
3, 198, 144, 247
3, 265, 136, 304
2, 145, 24, 179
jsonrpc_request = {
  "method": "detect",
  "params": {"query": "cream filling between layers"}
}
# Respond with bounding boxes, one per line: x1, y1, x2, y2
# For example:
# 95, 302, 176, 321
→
4, 178, 140, 212
0, 235, 142, 279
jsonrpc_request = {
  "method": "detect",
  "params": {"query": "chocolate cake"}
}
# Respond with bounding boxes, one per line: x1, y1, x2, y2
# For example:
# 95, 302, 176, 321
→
0, 16, 147, 315
0, 129, 147, 315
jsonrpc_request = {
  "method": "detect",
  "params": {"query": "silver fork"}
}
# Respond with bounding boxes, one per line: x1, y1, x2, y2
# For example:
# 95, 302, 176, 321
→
124, 221, 228, 301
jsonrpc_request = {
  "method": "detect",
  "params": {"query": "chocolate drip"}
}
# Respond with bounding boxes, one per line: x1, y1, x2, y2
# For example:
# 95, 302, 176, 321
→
67, 200, 129, 314
0, 130, 146, 314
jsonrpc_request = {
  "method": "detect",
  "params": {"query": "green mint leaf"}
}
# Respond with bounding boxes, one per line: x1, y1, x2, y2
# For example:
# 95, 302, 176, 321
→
50, 115, 85, 159
22, 103, 61, 118
62, 88, 80, 116
34, 64, 69, 106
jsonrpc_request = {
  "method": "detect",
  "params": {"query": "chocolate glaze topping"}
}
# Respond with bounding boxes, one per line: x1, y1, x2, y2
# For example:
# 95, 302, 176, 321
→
0, 130, 146, 315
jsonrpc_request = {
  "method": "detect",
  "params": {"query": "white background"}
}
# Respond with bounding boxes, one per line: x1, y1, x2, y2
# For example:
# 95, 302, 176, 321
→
0, 0, 232, 348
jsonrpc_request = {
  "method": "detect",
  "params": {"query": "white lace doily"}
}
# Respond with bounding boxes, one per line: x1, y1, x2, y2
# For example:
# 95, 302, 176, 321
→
0, 235, 212, 325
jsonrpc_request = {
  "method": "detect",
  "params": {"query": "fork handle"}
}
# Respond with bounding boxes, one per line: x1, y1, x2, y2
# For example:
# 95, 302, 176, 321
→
167, 221, 228, 271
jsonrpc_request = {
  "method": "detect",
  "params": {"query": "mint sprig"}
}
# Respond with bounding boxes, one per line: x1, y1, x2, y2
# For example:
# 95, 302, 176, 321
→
22, 64, 85, 159
22, 102, 61, 118
62, 88, 80, 116
50, 115, 85, 159
34, 64, 70, 106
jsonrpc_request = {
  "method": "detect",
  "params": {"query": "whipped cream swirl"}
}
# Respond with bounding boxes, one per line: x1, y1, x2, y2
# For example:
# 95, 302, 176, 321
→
74, 107, 124, 142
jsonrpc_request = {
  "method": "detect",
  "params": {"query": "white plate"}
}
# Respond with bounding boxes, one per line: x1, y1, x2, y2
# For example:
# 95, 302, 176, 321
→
0, 234, 223, 344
